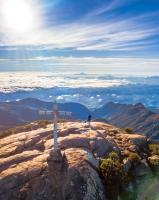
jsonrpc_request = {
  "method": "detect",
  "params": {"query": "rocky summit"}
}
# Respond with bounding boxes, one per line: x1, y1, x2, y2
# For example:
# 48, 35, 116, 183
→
0, 122, 150, 200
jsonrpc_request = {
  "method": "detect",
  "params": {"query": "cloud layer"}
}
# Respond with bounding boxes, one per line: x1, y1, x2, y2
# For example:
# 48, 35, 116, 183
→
0, 56, 159, 75
0, 72, 130, 93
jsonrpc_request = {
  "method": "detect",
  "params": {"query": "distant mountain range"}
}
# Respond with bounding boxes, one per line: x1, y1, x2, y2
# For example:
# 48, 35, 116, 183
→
0, 98, 91, 130
94, 102, 159, 138
0, 98, 159, 140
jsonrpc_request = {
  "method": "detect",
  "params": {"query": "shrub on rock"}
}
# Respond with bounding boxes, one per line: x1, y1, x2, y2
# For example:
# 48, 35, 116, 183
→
149, 144, 159, 155
124, 128, 134, 134
148, 155, 159, 169
127, 152, 141, 164
99, 152, 124, 199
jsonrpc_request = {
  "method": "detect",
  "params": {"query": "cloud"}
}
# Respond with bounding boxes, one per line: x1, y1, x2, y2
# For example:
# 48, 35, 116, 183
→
0, 71, 131, 93
0, 56, 159, 75
57, 96, 64, 100
0, 1, 159, 53
86, 0, 130, 17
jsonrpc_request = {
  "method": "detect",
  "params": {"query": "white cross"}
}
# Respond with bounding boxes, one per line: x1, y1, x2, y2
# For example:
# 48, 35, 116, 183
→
39, 101, 72, 150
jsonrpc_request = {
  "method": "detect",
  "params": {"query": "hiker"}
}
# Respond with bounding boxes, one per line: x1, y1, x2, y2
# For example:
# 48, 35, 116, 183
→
87, 114, 92, 127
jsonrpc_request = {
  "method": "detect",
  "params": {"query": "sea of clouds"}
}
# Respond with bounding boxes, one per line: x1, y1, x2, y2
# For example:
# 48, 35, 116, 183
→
1, 72, 159, 109
0, 72, 130, 93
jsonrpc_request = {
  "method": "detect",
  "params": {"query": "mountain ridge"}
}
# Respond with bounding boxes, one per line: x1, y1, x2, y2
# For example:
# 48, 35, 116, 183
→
94, 101, 159, 138
0, 98, 159, 140
0, 98, 91, 130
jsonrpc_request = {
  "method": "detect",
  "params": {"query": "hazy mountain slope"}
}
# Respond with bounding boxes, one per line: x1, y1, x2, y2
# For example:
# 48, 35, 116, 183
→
95, 102, 159, 137
17, 98, 92, 119
0, 98, 91, 130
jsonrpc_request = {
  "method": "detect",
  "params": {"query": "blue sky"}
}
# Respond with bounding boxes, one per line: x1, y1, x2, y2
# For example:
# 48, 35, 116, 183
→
0, 0, 159, 74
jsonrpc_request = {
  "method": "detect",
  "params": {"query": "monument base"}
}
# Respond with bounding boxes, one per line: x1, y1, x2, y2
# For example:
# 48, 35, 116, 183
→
48, 148, 64, 162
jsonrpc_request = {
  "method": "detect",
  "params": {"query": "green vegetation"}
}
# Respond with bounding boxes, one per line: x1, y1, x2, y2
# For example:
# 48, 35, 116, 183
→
149, 158, 159, 168
149, 144, 159, 155
118, 190, 137, 200
109, 151, 120, 161
100, 157, 123, 185
127, 151, 141, 164
58, 119, 69, 123
0, 120, 51, 139
99, 151, 142, 199
99, 152, 125, 199
124, 128, 134, 134
36, 120, 51, 127
148, 144, 159, 171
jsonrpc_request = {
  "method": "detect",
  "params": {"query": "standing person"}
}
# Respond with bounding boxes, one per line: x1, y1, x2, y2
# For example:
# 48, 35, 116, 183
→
87, 114, 92, 127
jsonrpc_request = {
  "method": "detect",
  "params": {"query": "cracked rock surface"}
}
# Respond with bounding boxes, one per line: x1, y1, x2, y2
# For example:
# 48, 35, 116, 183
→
0, 122, 146, 200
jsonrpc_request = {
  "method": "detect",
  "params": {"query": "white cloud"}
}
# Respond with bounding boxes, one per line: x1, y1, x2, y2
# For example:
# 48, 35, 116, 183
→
0, 56, 159, 75
0, 71, 130, 93
0, 3, 159, 52
86, 0, 132, 17
57, 96, 64, 100
98, 98, 103, 103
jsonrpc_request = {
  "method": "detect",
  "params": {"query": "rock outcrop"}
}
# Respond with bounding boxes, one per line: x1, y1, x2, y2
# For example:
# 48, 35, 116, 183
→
0, 122, 148, 200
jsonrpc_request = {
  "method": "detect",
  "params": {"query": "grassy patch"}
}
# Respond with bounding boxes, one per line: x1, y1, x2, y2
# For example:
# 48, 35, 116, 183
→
124, 128, 134, 134
0, 120, 51, 139
127, 151, 141, 164
99, 152, 126, 199
149, 144, 159, 155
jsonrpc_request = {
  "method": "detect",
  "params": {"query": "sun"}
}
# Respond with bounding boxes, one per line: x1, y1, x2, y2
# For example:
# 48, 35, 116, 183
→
1, 0, 37, 34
